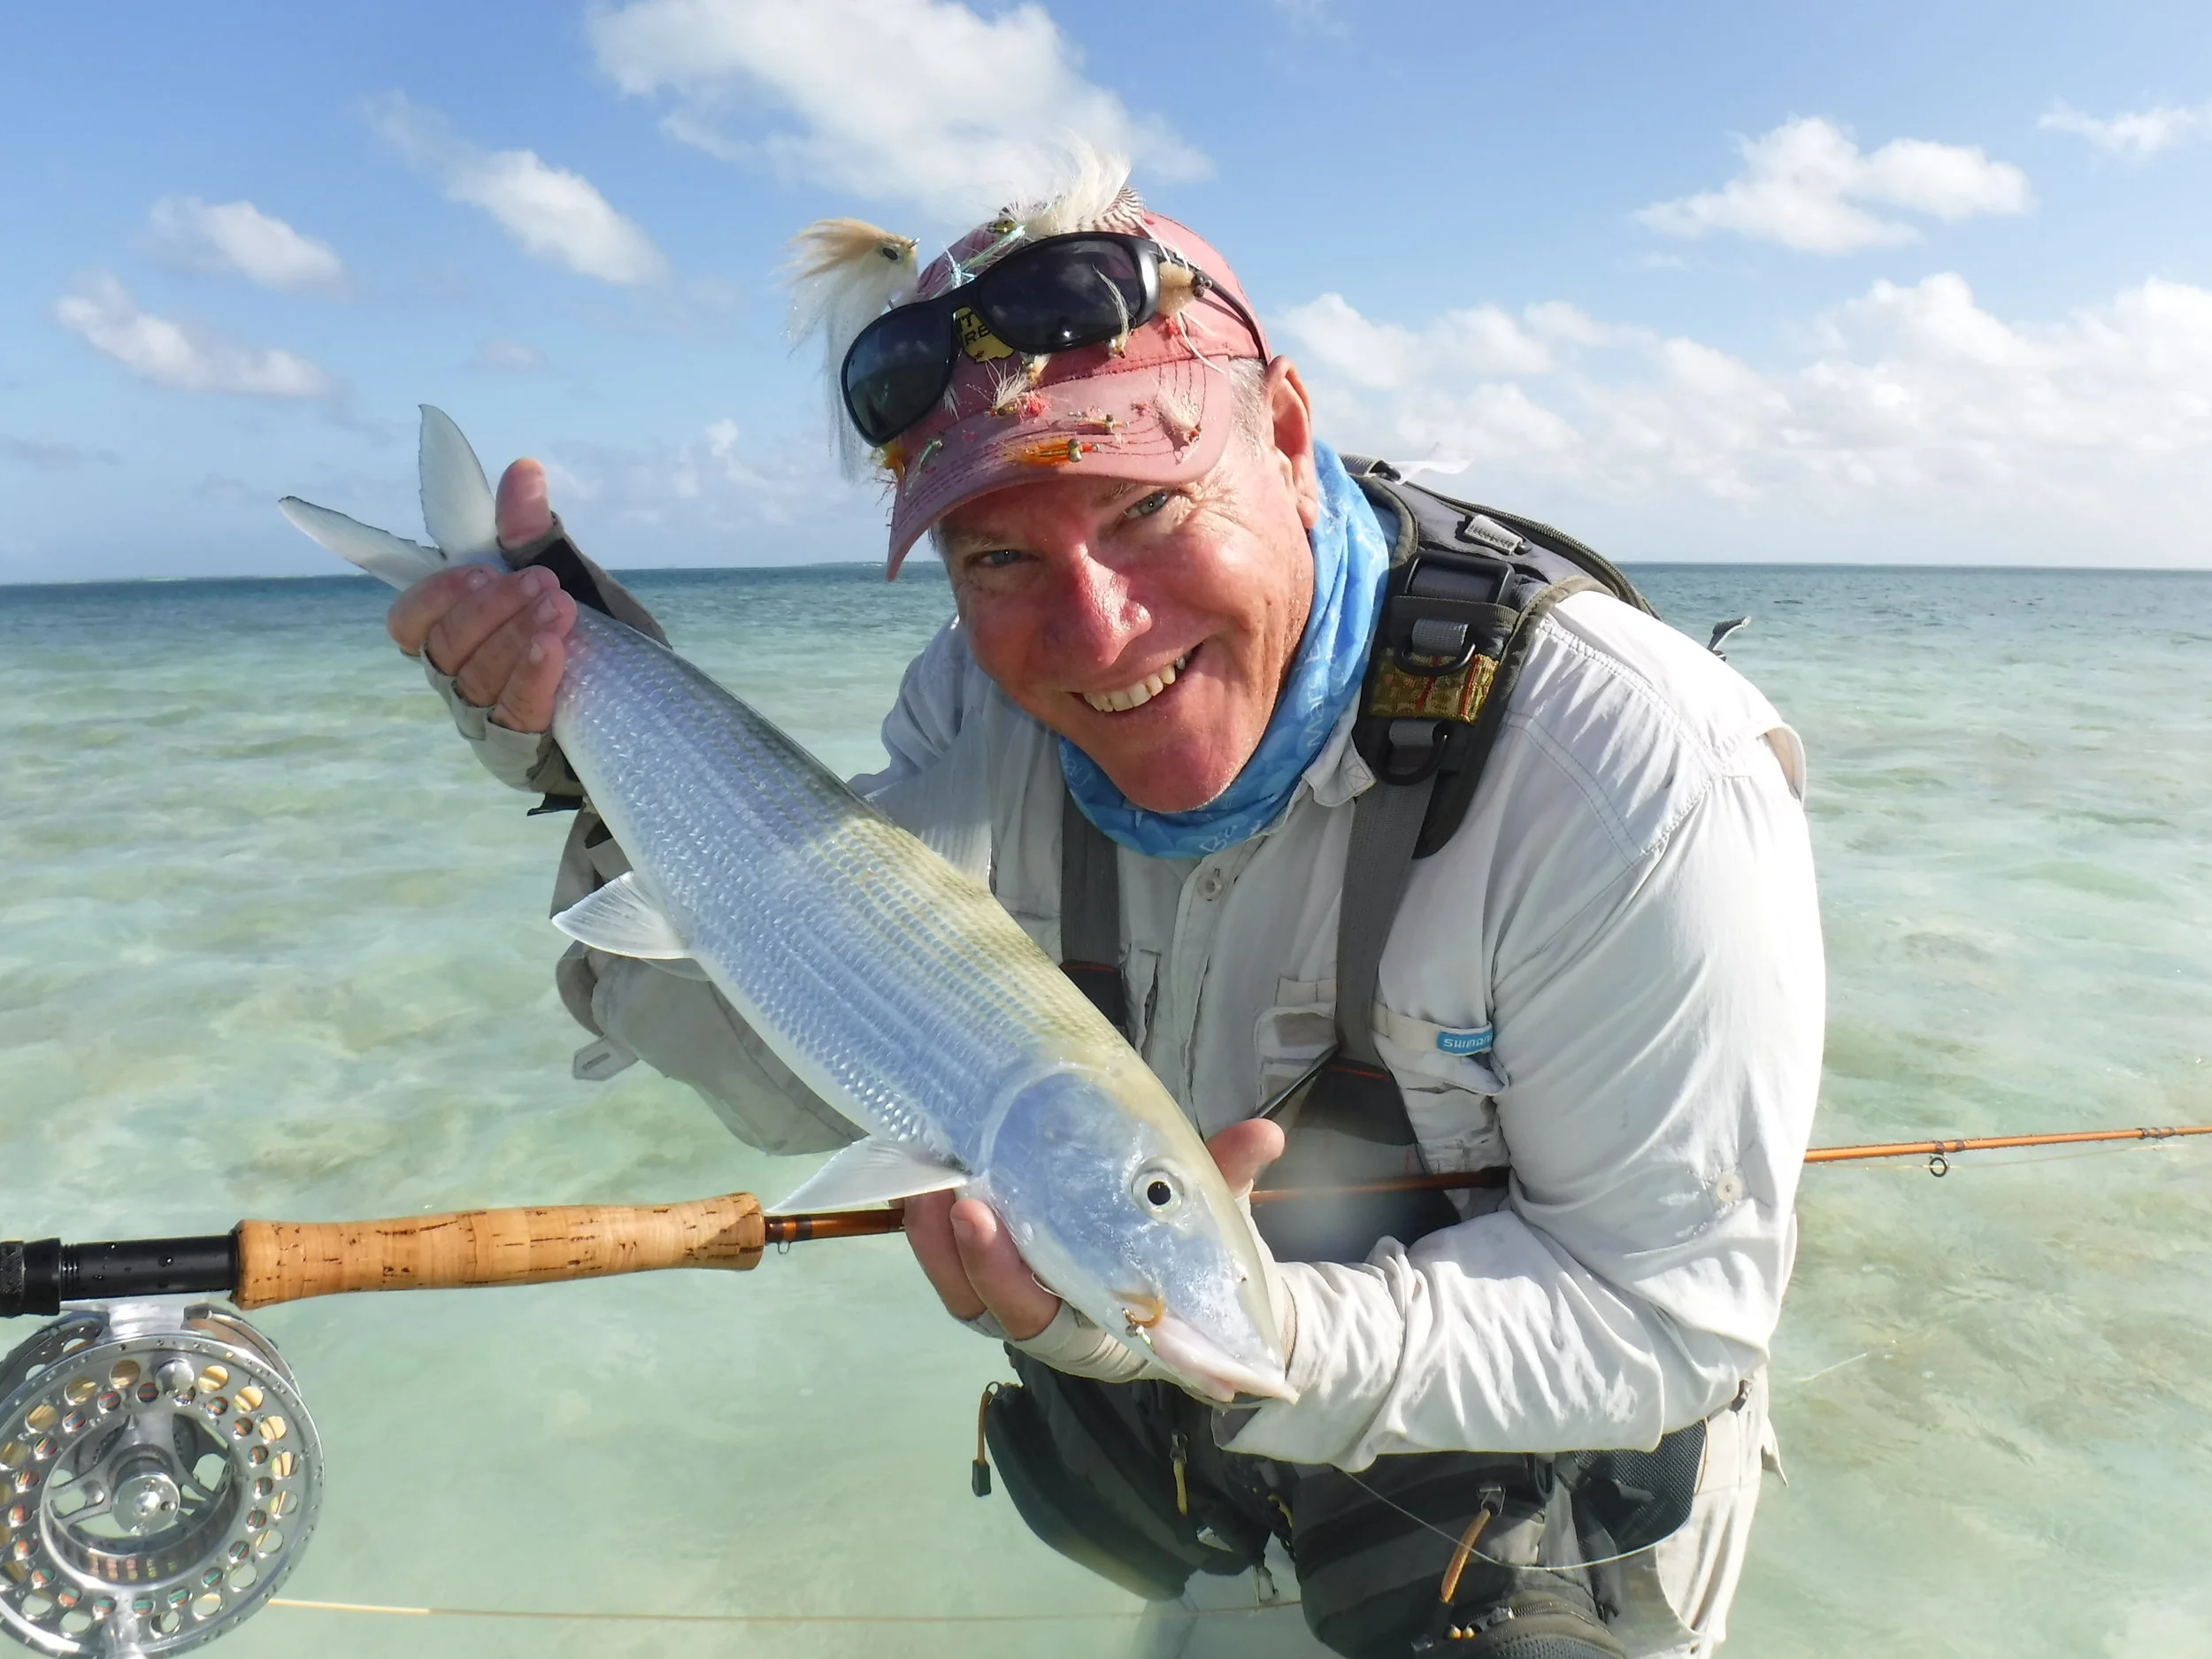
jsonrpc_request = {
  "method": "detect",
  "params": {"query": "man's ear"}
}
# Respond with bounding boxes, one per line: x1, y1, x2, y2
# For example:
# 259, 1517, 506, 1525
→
1265, 357, 1321, 531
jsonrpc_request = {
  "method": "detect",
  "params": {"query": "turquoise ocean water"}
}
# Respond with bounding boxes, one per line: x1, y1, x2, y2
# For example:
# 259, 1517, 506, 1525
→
3, 564, 2209, 1656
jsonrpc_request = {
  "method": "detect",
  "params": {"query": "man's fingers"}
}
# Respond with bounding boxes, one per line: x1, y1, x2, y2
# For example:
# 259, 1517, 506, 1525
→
495, 459, 553, 550
905, 1190, 987, 1322
1206, 1118, 1286, 1198
492, 627, 569, 733
427, 568, 558, 684
457, 586, 572, 716
950, 1199, 1060, 1341
386, 566, 491, 658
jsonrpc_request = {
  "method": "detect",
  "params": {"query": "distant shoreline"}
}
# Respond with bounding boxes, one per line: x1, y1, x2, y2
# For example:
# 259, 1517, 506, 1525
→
6, 558, 2211, 594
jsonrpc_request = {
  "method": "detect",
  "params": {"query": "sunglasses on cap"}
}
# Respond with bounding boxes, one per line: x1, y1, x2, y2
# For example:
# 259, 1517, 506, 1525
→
839, 232, 1266, 448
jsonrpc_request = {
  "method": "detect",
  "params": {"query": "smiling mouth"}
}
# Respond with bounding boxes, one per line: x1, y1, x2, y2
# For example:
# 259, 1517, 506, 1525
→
1081, 650, 1193, 715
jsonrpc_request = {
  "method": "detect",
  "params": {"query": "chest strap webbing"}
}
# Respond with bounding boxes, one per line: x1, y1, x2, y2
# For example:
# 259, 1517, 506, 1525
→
1333, 776, 1433, 1071
1059, 790, 1130, 1036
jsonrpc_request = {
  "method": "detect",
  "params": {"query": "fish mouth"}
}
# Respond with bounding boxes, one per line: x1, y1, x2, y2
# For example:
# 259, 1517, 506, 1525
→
1128, 1306, 1298, 1406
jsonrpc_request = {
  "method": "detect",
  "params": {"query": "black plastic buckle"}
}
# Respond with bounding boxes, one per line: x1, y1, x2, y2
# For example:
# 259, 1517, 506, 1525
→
1375, 718, 1450, 786
1379, 550, 1515, 678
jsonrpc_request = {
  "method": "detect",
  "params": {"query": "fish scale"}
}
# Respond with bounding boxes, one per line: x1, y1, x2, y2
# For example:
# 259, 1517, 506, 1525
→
556, 604, 1113, 1164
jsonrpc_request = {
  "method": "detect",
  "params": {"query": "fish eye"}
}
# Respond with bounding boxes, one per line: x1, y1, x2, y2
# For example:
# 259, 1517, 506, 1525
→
1133, 1164, 1182, 1215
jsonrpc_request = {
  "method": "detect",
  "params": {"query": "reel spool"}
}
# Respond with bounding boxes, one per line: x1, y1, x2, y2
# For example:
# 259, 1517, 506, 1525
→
0, 1304, 319, 1656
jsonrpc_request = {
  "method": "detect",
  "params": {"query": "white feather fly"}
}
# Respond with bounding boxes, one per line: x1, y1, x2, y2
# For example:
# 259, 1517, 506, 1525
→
1013, 142, 1143, 241
785, 218, 919, 477
786, 143, 1147, 476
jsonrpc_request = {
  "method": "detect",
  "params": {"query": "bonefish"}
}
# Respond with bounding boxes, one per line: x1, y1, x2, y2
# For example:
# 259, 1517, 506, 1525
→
279, 407, 1292, 1403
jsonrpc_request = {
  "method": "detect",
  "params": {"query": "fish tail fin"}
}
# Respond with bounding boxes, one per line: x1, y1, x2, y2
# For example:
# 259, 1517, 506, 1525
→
277, 496, 449, 589
417, 405, 502, 563
277, 404, 507, 588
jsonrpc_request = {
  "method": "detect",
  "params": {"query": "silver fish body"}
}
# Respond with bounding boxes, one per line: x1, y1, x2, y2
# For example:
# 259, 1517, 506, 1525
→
280, 408, 1290, 1403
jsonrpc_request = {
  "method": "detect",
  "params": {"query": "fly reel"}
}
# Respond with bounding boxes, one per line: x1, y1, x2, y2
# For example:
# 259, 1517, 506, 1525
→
0, 1304, 320, 1656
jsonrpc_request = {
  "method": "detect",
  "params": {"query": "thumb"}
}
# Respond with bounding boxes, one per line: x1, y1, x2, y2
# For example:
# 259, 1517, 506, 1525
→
1205, 1118, 1286, 1199
495, 457, 553, 550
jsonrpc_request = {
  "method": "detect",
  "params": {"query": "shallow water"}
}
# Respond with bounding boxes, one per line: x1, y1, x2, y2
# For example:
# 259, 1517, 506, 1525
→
1, 564, 2208, 1657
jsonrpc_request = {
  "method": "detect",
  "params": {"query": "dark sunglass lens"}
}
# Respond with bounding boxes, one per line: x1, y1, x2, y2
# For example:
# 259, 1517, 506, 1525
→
842, 308, 952, 443
984, 239, 1148, 352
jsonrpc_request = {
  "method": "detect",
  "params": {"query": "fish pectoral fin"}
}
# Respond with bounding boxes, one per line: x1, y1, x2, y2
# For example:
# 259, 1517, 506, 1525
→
551, 871, 695, 961
772, 1138, 970, 1214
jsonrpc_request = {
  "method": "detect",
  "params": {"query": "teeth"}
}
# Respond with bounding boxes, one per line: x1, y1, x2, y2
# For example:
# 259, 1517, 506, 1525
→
1084, 653, 1189, 714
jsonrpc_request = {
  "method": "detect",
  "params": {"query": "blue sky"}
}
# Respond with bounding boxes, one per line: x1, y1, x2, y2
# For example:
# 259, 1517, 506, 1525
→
4, 0, 2209, 581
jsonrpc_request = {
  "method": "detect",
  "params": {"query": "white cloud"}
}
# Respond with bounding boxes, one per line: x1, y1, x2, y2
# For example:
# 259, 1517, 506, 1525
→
2, 436, 118, 472
2040, 100, 2212, 157
536, 418, 887, 565
588, 0, 1209, 221
368, 93, 669, 286
54, 273, 334, 398
476, 340, 547, 373
1278, 273, 2212, 564
1637, 118, 2033, 254
147, 196, 348, 293
1277, 294, 1553, 389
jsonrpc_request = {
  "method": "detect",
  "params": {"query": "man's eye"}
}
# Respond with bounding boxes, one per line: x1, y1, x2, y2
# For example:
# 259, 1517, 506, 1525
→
1125, 490, 1172, 520
972, 548, 1025, 571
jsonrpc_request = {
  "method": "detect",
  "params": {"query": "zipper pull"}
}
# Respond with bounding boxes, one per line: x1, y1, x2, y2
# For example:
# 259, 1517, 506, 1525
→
1171, 1431, 1191, 1517
972, 1382, 1002, 1497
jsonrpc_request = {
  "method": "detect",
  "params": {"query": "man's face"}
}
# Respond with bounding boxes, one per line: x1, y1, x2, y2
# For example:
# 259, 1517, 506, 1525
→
936, 362, 1322, 814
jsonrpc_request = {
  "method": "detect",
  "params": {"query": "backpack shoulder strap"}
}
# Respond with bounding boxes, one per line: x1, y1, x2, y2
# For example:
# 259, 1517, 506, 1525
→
1330, 457, 1652, 1065
1340, 457, 1654, 617
1059, 792, 1131, 1037
1339, 457, 1654, 859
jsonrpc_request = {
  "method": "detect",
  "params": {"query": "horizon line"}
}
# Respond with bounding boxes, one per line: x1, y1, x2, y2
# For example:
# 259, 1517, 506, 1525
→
6, 556, 2212, 594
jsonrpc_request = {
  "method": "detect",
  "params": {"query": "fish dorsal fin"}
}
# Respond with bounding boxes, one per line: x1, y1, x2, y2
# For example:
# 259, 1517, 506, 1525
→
551, 871, 692, 960
278, 498, 449, 590
419, 405, 501, 562
772, 1137, 969, 1213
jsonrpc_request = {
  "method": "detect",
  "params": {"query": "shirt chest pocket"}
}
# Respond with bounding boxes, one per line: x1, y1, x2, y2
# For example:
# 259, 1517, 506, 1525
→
1251, 977, 1340, 1105
1254, 980, 1510, 1177
1370, 1002, 1510, 1176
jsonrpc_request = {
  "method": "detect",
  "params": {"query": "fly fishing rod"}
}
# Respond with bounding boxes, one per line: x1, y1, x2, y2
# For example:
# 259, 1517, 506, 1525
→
12, 1120, 2209, 1321
3, 1120, 2206, 1656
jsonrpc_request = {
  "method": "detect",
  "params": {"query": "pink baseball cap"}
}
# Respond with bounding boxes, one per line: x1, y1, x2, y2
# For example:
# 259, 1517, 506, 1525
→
879, 211, 1270, 577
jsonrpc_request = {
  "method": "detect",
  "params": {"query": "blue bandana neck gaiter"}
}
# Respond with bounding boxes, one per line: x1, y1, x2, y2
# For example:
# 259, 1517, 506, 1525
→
1059, 441, 1389, 858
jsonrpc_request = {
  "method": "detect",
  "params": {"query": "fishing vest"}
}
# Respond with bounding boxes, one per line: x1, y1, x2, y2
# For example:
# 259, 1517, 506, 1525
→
1056, 457, 1657, 1264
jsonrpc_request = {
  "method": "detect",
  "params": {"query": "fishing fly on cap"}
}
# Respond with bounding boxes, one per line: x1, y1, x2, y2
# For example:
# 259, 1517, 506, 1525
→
784, 217, 921, 478
783, 142, 1271, 577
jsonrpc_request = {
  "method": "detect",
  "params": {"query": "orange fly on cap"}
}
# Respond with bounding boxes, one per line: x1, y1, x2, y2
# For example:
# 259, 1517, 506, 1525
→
864, 203, 1271, 578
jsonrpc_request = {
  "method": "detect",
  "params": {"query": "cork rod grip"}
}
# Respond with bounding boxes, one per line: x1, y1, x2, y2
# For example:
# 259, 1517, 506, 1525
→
231, 1193, 766, 1310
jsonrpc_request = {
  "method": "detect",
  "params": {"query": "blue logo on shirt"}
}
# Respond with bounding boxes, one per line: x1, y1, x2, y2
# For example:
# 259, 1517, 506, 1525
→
1436, 1025, 1494, 1056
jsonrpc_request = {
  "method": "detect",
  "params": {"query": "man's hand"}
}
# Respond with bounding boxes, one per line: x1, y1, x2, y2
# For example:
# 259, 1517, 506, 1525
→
905, 1117, 1286, 1339
385, 458, 577, 733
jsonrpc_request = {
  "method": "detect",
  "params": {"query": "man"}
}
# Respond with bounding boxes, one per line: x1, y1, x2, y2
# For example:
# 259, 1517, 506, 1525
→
388, 168, 1823, 1656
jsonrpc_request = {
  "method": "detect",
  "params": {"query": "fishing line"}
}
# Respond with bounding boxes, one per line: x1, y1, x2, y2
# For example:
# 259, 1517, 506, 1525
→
1786, 1351, 1871, 1386
1923, 1143, 2185, 1172
266, 1594, 1300, 1625
1330, 1466, 1763, 1577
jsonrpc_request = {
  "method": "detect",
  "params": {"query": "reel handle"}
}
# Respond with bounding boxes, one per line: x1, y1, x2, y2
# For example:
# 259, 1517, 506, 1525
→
233, 1192, 766, 1309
